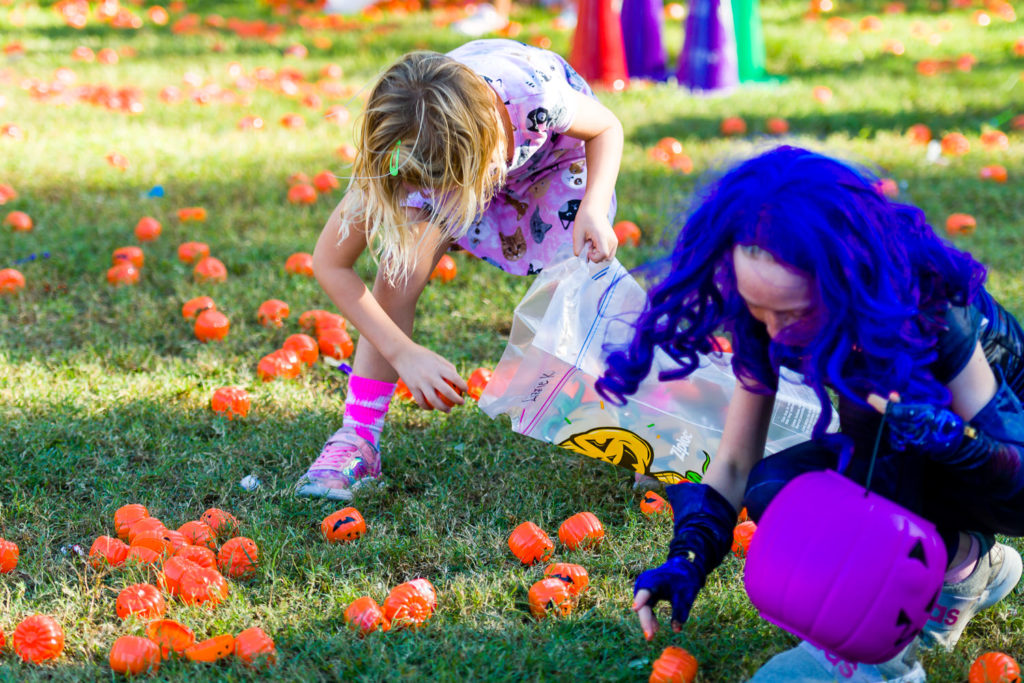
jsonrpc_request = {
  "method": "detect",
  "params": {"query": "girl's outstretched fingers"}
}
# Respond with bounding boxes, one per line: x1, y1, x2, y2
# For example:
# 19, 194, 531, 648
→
866, 391, 901, 414
633, 588, 658, 640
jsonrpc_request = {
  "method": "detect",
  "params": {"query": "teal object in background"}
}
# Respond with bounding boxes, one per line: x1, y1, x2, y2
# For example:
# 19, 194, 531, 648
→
731, 0, 769, 82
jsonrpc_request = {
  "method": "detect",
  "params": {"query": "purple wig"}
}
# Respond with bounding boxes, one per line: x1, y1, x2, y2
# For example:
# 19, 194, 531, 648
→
598, 146, 987, 439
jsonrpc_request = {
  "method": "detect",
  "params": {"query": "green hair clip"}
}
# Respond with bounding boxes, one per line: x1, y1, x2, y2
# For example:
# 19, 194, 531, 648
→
389, 140, 401, 176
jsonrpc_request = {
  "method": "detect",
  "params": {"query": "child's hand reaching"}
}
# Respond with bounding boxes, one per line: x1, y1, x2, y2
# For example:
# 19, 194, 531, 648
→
392, 343, 467, 412
572, 205, 618, 263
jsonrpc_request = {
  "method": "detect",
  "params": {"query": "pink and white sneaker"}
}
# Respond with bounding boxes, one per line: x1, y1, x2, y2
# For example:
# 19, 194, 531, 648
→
295, 429, 381, 501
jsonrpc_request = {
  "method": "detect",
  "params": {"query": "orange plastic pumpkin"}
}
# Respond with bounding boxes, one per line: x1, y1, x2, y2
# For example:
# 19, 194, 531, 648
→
313, 171, 340, 193
13, 615, 64, 663
558, 512, 605, 551
321, 507, 366, 543
285, 252, 314, 276
109, 635, 161, 675
257, 299, 290, 327
980, 165, 1008, 183
115, 501, 150, 540
126, 545, 162, 566
4, 210, 33, 231
613, 220, 642, 247
0, 538, 19, 573
544, 562, 590, 595
528, 578, 573, 618
184, 634, 235, 662
210, 387, 250, 420
182, 296, 215, 320
194, 257, 227, 283
766, 117, 789, 135
408, 578, 438, 611
906, 123, 931, 144
318, 326, 354, 360
345, 596, 390, 636
941, 132, 970, 156
980, 130, 1009, 151
711, 335, 732, 353
134, 217, 162, 241
146, 619, 195, 658
201, 508, 239, 539
732, 520, 758, 558
640, 491, 671, 516
160, 556, 200, 596
288, 183, 317, 204
131, 530, 175, 559
283, 334, 319, 365
720, 116, 747, 136
178, 566, 230, 607
107, 262, 140, 286
466, 367, 493, 400
177, 241, 210, 264
430, 254, 457, 283
395, 379, 414, 402
969, 652, 1021, 683
174, 544, 217, 569
0, 268, 25, 294
0, 627, 4, 649
299, 309, 346, 332
217, 537, 259, 579
382, 580, 435, 629
234, 627, 276, 668
127, 517, 166, 544
116, 583, 166, 620
946, 213, 977, 237
508, 521, 554, 565
177, 207, 207, 222
89, 535, 129, 568
650, 645, 699, 683
194, 309, 230, 342
111, 244, 145, 269
258, 350, 301, 381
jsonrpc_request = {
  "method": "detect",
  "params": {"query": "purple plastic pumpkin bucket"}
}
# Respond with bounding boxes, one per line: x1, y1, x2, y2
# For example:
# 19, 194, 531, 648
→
743, 469, 945, 664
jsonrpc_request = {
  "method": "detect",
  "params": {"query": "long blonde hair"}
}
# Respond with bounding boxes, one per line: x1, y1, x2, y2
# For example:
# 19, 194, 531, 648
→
339, 51, 508, 283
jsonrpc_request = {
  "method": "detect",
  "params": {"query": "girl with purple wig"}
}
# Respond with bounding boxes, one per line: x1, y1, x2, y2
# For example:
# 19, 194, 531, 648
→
599, 145, 1024, 680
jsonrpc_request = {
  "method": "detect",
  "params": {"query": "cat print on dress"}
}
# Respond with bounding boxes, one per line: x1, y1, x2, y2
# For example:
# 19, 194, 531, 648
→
529, 207, 553, 244
499, 225, 527, 261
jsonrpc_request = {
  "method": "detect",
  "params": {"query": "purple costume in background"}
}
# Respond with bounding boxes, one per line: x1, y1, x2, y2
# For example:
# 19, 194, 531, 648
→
677, 0, 740, 92
621, 0, 668, 81
405, 39, 617, 276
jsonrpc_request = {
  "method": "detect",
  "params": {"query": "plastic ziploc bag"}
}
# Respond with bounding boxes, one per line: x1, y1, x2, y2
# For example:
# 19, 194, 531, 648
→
478, 253, 837, 484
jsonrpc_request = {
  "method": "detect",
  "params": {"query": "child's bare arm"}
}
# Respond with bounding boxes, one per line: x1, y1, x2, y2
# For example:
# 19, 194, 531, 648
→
564, 90, 624, 262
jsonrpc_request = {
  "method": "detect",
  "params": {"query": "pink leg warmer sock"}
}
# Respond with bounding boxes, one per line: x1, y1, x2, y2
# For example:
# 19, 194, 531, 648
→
342, 375, 397, 448
945, 533, 981, 584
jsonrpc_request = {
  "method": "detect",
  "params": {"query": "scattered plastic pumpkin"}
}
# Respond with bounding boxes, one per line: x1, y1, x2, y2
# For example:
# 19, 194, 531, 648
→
127, 517, 166, 544
980, 130, 1009, 151
941, 132, 970, 156
234, 627, 276, 668
288, 183, 317, 204
210, 387, 250, 420
613, 220, 641, 247
174, 544, 217, 569
4, 210, 33, 231
109, 635, 161, 676
177, 241, 210, 264
116, 583, 166, 620
257, 349, 301, 381
114, 504, 149, 540
0, 537, 19, 573
12, 615, 64, 663
395, 379, 414, 401
558, 512, 605, 551
508, 521, 554, 565
382, 580, 436, 629
345, 596, 390, 636
980, 165, 1008, 183
313, 171, 340, 193
466, 367, 493, 400
201, 508, 239, 539
765, 117, 789, 135
640, 491, 671, 515
283, 333, 319, 365
0, 268, 25, 294
946, 213, 977, 236
650, 645, 699, 683
134, 217, 162, 241
184, 634, 235, 662
146, 619, 195, 658
257, 299, 290, 327
112, 246, 145, 269
160, 556, 200, 596
732, 520, 758, 558
181, 296, 215, 320
217, 537, 259, 580
528, 578, 573, 618
126, 545, 162, 566
906, 123, 931, 144
318, 326, 355, 360
178, 566, 230, 607
720, 117, 747, 136
107, 262, 140, 286
544, 562, 590, 596
300, 309, 346, 333
811, 85, 833, 103
194, 256, 227, 283
322, 507, 366, 543
430, 254, 457, 283
285, 252, 314, 276
89, 535, 129, 568
177, 207, 207, 222
968, 652, 1021, 683
194, 309, 230, 342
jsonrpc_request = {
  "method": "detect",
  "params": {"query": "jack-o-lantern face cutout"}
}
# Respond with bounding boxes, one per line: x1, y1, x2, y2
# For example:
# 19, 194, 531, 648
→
559, 427, 654, 474
543, 563, 589, 596
640, 491, 671, 516
321, 507, 366, 543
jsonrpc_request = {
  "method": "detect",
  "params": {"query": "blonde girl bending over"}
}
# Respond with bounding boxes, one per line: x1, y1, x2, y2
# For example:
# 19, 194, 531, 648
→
296, 39, 624, 500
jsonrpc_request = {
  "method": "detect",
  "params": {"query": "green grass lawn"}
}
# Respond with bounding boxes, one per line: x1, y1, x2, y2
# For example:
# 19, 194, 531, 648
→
1, 0, 1023, 680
